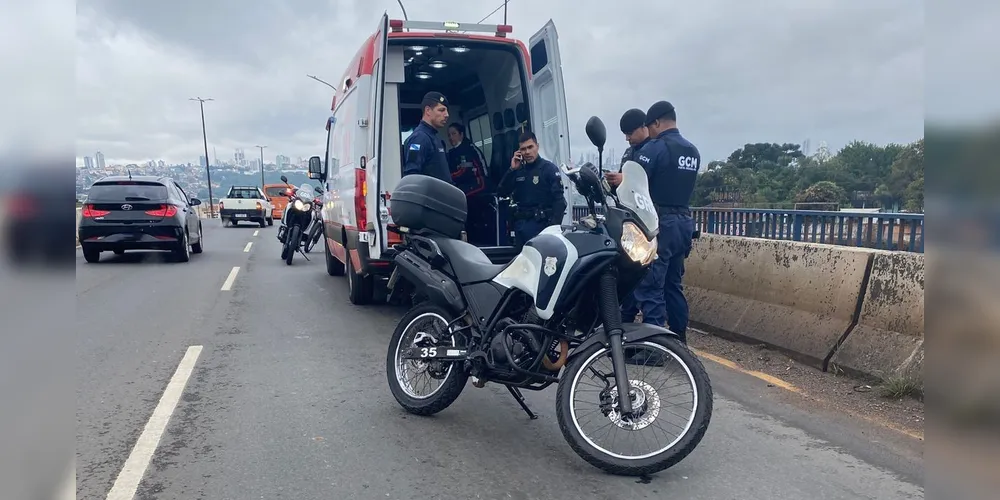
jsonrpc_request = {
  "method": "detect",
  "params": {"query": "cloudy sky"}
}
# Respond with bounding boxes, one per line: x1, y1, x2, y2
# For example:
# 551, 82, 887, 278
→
75, 0, 925, 167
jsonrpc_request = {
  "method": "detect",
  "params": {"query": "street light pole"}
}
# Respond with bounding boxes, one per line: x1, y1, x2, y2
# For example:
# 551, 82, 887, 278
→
189, 97, 215, 218
306, 74, 337, 90
255, 145, 267, 190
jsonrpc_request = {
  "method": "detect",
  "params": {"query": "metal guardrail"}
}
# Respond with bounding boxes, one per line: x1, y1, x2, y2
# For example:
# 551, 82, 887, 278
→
570, 205, 924, 253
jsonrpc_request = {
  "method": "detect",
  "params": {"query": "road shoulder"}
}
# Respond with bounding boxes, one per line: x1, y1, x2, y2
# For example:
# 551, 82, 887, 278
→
689, 328, 924, 484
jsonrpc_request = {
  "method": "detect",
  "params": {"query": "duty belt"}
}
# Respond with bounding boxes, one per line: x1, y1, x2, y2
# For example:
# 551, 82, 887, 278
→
656, 205, 692, 217
511, 207, 549, 220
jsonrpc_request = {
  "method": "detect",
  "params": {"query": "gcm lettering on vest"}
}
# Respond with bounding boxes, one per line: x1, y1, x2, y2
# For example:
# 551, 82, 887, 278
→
677, 156, 699, 171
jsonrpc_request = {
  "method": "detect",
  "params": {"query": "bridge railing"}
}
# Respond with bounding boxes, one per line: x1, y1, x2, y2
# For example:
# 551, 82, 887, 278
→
570, 205, 924, 253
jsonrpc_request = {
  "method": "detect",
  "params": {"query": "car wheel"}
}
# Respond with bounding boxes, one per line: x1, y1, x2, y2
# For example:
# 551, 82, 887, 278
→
174, 231, 191, 262
191, 224, 204, 254
83, 246, 100, 263
267, 217, 274, 226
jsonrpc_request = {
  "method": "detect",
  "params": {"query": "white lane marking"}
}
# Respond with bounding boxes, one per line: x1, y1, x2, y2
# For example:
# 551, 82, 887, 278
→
220, 266, 240, 291
253, 230, 259, 237
243, 242, 252, 252
58, 460, 75, 500
105, 345, 204, 500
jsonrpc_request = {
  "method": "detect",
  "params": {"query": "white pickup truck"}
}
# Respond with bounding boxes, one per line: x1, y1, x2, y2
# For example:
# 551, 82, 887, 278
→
219, 185, 274, 227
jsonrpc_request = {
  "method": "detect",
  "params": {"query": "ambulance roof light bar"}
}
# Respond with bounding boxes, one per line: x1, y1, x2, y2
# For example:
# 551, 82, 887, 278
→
389, 19, 513, 37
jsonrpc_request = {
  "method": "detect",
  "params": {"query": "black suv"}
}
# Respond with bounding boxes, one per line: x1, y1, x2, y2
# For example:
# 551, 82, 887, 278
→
77, 176, 204, 263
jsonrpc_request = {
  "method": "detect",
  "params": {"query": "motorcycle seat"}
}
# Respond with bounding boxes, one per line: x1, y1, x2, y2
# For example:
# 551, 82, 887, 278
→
428, 236, 507, 285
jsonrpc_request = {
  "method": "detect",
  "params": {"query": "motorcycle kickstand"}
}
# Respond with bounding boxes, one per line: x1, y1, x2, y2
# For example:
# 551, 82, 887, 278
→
297, 247, 311, 261
505, 385, 538, 420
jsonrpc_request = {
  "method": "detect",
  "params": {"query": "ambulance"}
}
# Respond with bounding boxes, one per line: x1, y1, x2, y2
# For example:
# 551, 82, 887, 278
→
306, 15, 572, 305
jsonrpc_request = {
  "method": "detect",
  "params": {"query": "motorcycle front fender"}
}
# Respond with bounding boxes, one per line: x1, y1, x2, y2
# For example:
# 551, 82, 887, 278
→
566, 323, 682, 363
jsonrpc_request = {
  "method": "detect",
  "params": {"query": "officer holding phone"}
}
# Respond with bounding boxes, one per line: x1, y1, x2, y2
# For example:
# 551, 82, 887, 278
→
608, 101, 700, 345
496, 131, 567, 246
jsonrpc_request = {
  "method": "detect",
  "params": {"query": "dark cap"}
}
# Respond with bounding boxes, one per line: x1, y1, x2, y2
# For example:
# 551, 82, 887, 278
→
421, 91, 449, 108
619, 108, 646, 134
644, 100, 676, 125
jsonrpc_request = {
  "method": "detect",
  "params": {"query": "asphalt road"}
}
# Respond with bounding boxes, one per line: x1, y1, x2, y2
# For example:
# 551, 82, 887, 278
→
76, 221, 925, 500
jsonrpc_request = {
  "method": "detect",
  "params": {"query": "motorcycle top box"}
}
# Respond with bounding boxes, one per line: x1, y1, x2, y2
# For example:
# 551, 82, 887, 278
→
390, 174, 467, 239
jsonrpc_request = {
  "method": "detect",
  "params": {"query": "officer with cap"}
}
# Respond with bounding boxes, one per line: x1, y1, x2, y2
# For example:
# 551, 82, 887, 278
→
609, 100, 700, 345
496, 131, 567, 247
402, 91, 454, 185
604, 108, 652, 188
618, 108, 652, 170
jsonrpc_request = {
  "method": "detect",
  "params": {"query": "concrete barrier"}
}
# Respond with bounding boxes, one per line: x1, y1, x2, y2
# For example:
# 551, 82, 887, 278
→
685, 233, 924, 385
828, 251, 924, 382
685, 234, 872, 367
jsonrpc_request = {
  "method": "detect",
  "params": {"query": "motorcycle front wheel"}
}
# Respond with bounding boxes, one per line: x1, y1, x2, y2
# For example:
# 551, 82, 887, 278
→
386, 302, 469, 416
285, 225, 301, 265
555, 335, 713, 476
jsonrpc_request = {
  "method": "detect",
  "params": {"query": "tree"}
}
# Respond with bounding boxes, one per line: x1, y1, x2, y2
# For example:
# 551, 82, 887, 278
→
693, 138, 922, 210
795, 181, 847, 210
726, 143, 804, 170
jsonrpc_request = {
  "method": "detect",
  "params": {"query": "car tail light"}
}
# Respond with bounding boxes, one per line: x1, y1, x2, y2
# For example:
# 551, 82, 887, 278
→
355, 169, 366, 230
5, 195, 36, 217
219, 201, 224, 209
81, 204, 110, 217
145, 205, 178, 217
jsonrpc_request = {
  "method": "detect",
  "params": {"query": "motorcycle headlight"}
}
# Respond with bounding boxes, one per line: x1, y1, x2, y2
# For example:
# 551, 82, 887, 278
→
620, 221, 657, 266
293, 199, 305, 211
303, 202, 312, 211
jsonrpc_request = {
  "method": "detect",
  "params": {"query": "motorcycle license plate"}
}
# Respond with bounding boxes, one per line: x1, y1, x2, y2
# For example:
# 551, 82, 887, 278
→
235, 213, 247, 218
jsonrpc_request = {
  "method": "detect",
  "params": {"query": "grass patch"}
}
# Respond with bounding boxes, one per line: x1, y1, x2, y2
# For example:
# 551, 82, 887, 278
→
879, 377, 922, 401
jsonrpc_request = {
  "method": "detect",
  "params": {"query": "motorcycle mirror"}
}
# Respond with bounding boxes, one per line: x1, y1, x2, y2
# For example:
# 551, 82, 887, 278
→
280, 175, 288, 183
585, 116, 607, 151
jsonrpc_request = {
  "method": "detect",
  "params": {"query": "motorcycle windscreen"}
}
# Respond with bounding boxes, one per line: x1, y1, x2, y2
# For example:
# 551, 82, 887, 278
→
614, 161, 659, 235
293, 187, 311, 202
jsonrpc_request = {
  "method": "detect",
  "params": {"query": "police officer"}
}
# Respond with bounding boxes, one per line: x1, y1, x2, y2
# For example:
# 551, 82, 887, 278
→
446, 122, 492, 244
401, 92, 454, 184
609, 108, 653, 326
496, 131, 567, 246
618, 108, 652, 169
610, 101, 700, 345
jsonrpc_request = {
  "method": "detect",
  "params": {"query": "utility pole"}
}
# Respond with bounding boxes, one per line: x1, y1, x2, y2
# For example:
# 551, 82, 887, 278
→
255, 145, 267, 190
189, 97, 216, 218
306, 74, 337, 90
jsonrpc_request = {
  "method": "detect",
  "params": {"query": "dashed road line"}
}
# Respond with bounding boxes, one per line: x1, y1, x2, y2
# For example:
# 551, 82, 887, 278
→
253, 230, 259, 237
220, 266, 240, 291
243, 242, 252, 252
104, 345, 204, 500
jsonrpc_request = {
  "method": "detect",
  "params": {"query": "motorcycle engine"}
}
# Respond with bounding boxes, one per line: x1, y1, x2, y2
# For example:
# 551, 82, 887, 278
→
490, 317, 545, 370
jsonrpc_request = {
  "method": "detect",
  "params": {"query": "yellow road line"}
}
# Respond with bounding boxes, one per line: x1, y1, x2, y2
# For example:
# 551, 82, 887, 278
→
690, 347, 924, 441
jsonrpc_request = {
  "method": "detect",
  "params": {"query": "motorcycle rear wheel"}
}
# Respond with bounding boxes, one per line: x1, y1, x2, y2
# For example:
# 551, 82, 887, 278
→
386, 302, 469, 416
555, 335, 713, 476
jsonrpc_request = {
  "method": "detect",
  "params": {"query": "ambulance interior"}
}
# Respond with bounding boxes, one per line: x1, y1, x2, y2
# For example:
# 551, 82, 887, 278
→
384, 38, 533, 247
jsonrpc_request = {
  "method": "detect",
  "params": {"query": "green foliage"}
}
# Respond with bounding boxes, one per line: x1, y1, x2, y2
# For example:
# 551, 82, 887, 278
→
194, 171, 313, 200
694, 139, 923, 212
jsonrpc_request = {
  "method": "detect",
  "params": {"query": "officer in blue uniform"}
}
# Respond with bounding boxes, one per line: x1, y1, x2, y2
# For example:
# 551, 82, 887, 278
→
618, 108, 652, 170
612, 101, 700, 346
401, 92, 454, 185
496, 131, 567, 246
